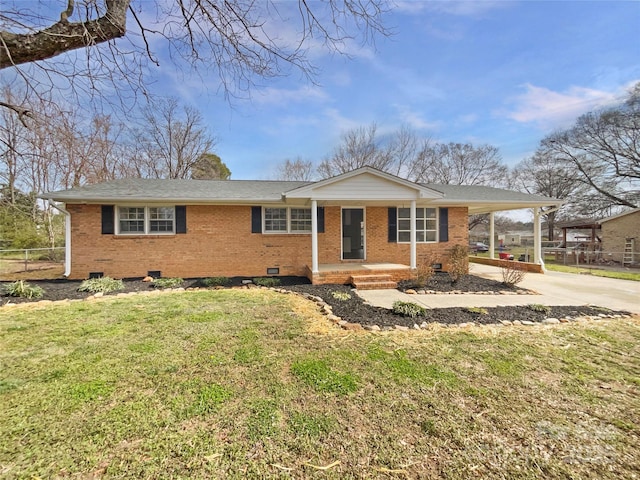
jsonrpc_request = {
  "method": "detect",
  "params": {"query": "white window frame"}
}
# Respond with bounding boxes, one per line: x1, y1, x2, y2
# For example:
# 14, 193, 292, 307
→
263, 207, 312, 234
397, 207, 438, 243
117, 206, 176, 235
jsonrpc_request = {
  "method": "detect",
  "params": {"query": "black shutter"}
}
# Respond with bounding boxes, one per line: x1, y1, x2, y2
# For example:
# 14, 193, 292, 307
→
175, 206, 187, 234
439, 208, 449, 242
317, 207, 325, 233
101, 205, 114, 234
388, 207, 397, 243
251, 206, 262, 233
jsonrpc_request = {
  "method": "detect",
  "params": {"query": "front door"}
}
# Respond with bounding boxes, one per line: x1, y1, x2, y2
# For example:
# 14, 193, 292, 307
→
342, 208, 365, 260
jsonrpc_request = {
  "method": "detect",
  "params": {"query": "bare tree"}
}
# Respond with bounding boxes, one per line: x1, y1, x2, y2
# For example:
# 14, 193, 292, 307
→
275, 157, 315, 181
541, 82, 640, 214
317, 124, 390, 177
411, 142, 508, 187
0, 1, 391, 117
130, 97, 216, 179
511, 150, 584, 240
317, 124, 432, 178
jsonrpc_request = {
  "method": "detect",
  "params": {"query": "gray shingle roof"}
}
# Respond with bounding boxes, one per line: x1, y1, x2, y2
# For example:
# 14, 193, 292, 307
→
41, 178, 310, 203
422, 183, 557, 204
41, 177, 560, 210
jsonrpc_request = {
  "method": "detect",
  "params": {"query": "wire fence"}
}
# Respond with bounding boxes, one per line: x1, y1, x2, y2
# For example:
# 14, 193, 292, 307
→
0, 247, 65, 274
542, 248, 638, 267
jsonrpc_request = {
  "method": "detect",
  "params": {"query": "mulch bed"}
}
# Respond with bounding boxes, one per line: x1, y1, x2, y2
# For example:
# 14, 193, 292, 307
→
285, 284, 630, 328
397, 271, 531, 293
1, 275, 631, 328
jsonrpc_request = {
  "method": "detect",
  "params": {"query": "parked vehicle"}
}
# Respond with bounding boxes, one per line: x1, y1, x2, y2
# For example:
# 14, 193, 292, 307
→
469, 242, 490, 252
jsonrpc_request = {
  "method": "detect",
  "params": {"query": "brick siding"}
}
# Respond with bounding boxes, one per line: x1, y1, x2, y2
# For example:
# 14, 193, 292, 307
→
66, 204, 469, 279
600, 210, 640, 262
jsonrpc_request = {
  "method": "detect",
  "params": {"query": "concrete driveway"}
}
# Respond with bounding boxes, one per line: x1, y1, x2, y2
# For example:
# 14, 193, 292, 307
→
357, 264, 640, 314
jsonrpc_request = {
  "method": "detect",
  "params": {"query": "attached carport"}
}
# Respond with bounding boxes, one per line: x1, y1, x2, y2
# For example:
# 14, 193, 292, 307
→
425, 184, 564, 270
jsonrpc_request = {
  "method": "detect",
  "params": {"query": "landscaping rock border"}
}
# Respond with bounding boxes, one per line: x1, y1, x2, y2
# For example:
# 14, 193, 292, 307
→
1, 279, 633, 333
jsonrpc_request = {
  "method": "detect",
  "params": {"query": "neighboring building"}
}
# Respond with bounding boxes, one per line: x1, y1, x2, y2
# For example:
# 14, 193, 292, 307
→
498, 231, 535, 246
599, 208, 640, 265
41, 167, 561, 284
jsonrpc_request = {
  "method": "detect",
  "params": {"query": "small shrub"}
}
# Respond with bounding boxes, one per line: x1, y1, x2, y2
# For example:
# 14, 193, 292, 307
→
331, 291, 351, 301
201, 276, 231, 287
414, 255, 438, 288
4, 280, 44, 299
448, 245, 469, 284
527, 304, 551, 314
392, 301, 427, 318
253, 277, 281, 287
465, 306, 488, 315
500, 260, 527, 286
151, 277, 184, 289
78, 276, 124, 294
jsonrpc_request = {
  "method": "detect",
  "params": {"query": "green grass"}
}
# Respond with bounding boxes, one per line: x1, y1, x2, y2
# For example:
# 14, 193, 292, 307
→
545, 263, 640, 281
1, 289, 639, 479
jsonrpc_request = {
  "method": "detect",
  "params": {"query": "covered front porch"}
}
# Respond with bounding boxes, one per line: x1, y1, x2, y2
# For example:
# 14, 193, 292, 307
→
304, 262, 412, 288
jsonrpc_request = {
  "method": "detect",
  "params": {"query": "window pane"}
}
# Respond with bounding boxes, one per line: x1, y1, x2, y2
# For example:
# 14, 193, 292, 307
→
426, 208, 436, 219
426, 231, 436, 242
416, 220, 425, 230
290, 208, 311, 232
416, 208, 425, 219
417, 231, 425, 242
150, 207, 175, 233
398, 208, 410, 219
264, 208, 287, 232
398, 219, 411, 230
119, 207, 145, 233
398, 231, 410, 242
150, 207, 174, 220
426, 219, 436, 231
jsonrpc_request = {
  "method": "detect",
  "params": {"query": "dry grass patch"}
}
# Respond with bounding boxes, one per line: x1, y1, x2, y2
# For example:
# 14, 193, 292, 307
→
0, 289, 638, 479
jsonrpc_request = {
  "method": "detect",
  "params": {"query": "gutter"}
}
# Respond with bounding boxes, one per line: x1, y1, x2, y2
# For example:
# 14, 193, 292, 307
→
48, 202, 71, 277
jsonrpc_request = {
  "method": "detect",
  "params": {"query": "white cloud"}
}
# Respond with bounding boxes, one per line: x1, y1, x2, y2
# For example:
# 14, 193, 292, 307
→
502, 82, 637, 129
392, 104, 440, 130
252, 85, 329, 105
322, 108, 363, 133
395, 1, 508, 17
457, 113, 478, 124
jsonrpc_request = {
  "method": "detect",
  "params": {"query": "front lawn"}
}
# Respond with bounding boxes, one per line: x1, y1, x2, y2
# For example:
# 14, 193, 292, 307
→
1, 290, 638, 479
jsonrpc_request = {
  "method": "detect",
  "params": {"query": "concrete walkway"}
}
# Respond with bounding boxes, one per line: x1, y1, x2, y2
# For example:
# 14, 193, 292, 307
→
357, 264, 640, 314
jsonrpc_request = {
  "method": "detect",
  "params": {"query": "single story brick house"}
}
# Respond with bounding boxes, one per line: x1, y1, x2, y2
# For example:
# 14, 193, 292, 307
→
41, 167, 561, 285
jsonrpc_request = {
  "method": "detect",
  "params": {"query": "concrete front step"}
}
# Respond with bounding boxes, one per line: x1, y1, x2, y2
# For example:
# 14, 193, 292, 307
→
351, 274, 397, 290
354, 281, 398, 290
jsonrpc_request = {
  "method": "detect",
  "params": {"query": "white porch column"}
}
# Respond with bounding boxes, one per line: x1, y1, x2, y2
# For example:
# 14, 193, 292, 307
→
533, 207, 542, 266
410, 200, 417, 269
311, 200, 319, 274
65, 209, 71, 277
489, 212, 495, 259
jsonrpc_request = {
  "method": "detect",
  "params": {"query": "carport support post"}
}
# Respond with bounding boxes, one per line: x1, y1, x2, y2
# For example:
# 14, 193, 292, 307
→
410, 200, 417, 269
489, 212, 495, 259
533, 207, 542, 266
311, 200, 319, 274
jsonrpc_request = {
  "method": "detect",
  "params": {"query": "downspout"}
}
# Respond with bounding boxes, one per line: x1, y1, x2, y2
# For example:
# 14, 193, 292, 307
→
49, 202, 71, 277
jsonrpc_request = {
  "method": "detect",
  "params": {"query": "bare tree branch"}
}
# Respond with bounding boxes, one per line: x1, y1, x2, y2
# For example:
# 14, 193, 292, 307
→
0, 0, 129, 68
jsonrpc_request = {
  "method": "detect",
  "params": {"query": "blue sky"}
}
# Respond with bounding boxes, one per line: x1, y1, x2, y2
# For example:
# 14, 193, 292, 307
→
154, 0, 639, 180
